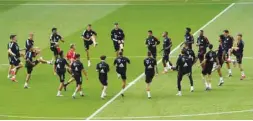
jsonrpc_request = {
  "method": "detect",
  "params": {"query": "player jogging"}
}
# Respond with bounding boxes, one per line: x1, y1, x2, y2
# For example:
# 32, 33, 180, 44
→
24, 47, 52, 88
145, 30, 160, 75
219, 30, 234, 77
175, 49, 194, 96
196, 30, 209, 65
54, 51, 70, 96
113, 52, 130, 97
200, 44, 220, 90
184, 27, 194, 49
161, 31, 173, 73
228, 33, 246, 80
82, 24, 97, 67
96, 55, 110, 99
214, 40, 225, 86
144, 52, 157, 99
71, 54, 88, 99
111, 22, 125, 57
50, 28, 64, 60
7, 35, 23, 82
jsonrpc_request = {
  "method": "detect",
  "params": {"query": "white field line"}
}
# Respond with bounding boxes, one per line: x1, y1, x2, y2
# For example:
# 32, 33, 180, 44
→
0, 109, 252, 119
0, 56, 252, 66
85, 3, 235, 120
0, 2, 251, 6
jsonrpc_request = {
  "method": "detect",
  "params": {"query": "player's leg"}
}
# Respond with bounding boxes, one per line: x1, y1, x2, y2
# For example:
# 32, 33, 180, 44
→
162, 54, 168, 73
91, 35, 97, 47
176, 72, 183, 96
207, 74, 212, 90
64, 77, 74, 91
224, 50, 232, 77
37, 57, 53, 64
151, 51, 158, 75
120, 72, 127, 97
202, 68, 209, 90
72, 76, 82, 98
24, 66, 32, 88
57, 72, 65, 96
145, 73, 153, 99
114, 42, 120, 57
7, 65, 13, 79
238, 55, 245, 80
188, 71, 194, 92
11, 60, 23, 81
100, 76, 108, 99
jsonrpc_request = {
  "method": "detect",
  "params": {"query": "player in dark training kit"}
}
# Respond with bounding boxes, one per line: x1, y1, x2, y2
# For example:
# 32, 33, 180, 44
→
145, 30, 160, 75
113, 52, 130, 97
7, 35, 23, 82
82, 24, 97, 67
200, 44, 220, 90
219, 30, 234, 77
25, 33, 34, 53
196, 30, 210, 65
96, 55, 110, 99
54, 51, 70, 96
50, 28, 64, 60
71, 54, 88, 99
214, 40, 225, 86
184, 27, 194, 49
111, 23, 125, 57
228, 33, 246, 80
144, 52, 157, 99
161, 31, 173, 73
175, 49, 194, 96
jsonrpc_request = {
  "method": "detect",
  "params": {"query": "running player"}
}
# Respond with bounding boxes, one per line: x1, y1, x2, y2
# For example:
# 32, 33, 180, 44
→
111, 22, 125, 57
145, 30, 160, 75
144, 52, 157, 99
184, 27, 194, 49
82, 24, 97, 67
215, 40, 225, 86
200, 44, 220, 90
96, 55, 110, 99
219, 30, 234, 77
175, 49, 194, 96
228, 33, 246, 80
113, 52, 130, 97
161, 31, 173, 73
71, 54, 88, 99
24, 47, 52, 88
54, 51, 70, 96
50, 28, 64, 60
7, 35, 23, 82
196, 30, 209, 65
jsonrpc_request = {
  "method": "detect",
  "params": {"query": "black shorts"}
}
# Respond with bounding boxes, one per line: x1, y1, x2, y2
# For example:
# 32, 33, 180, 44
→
50, 47, 58, 56
218, 56, 224, 67
163, 51, 170, 62
145, 72, 155, 83
116, 69, 127, 80
57, 70, 66, 82
9, 56, 21, 66
232, 51, 243, 64
25, 60, 39, 74
99, 75, 108, 86
177, 71, 191, 82
113, 41, 120, 52
198, 49, 206, 62
84, 40, 93, 50
73, 75, 82, 85
202, 63, 213, 75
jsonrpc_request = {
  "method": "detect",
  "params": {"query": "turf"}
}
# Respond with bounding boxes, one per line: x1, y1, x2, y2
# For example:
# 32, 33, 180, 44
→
0, 0, 252, 120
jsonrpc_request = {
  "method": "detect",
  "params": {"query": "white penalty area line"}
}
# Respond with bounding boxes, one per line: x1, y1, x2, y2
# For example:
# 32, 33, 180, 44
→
0, 109, 252, 119
85, 3, 236, 120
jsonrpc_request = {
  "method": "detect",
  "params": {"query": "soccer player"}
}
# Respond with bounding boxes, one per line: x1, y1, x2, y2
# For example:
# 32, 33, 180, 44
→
71, 54, 88, 99
175, 50, 194, 96
7, 35, 23, 82
219, 30, 234, 77
184, 27, 194, 49
96, 55, 110, 99
145, 30, 160, 75
54, 51, 70, 96
113, 52, 130, 97
200, 44, 220, 90
215, 41, 225, 86
82, 24, 97, 67
25, 33, 34, 53
24, 47, 52, 88
228, 33, 246, 80
196, 30, 209, 65
111, 22, 125, 57
161, 31, 173, 73
66, 44, 76, 65
50, 28, 64, 60
144, 52, 157, 99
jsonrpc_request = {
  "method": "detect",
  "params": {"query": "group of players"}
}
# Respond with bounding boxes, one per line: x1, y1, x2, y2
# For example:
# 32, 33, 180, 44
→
7, 22, 246, 99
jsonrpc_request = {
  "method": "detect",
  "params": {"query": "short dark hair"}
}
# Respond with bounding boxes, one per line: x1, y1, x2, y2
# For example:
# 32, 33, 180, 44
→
70, 44, 75, 49
148, 30, 152, 33
186, 27, 191, 32
200, 30, 204, 33
147, 51, 152, 56
75, 53, 80, 58
119, 51, 123, 56
181, 49, 186, 55
87, 24, 92, 27
52, 27, 57, 32
208, 44, 213, 50
237, 33, 242, 37
114, 22, 119, 25
100, 55, 106, 60
10, 35, 16, 39
59, 50, 64, 57
164, 31, 168, 35
223, 30, 229, 33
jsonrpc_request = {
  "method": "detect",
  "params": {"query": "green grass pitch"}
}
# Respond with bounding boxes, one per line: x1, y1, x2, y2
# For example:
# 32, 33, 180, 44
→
0, 0, 252, 120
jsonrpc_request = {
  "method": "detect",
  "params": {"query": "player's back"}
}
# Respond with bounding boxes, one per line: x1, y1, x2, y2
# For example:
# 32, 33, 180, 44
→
144, 57, 156, 73
177, 55, 191, 73
71, 60, 83, 76
96, 61, 109, 76
114, 56, 130, 70
55, 58, 68, 71
205, 50, 217, 64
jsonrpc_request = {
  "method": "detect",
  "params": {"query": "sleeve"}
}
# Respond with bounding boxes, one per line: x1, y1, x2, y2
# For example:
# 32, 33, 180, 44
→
26, 40, 32, 50
82, 30, 86, 37
92, 30, 97, 36
9, 43, 13, 50
154, 59, 157, 66
58, 35, 62, 40
176, 57, 181, 70
80, 63, 84, 70
107, 64, 110, 72
111, 30, 114, 40
7, 43, 10, 49
113, 59, 117, 65
121, 29, 125, 40
205, 37, 210, 45
143, 59, 146, 66
155, 37, 160, 45
127, 58, 130, 64
54, 59, 57, 66
96, 64, 99, 71
145, 38, 148, 45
